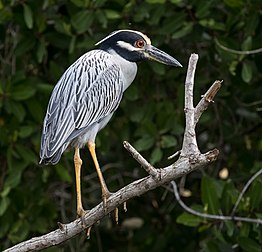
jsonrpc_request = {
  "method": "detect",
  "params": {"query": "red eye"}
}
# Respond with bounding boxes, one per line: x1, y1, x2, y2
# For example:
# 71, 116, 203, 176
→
135, 39, 145, 48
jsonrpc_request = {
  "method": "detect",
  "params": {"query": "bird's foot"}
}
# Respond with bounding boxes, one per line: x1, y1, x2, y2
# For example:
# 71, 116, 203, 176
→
102, 191, 127, 224
77, 207, 92, 239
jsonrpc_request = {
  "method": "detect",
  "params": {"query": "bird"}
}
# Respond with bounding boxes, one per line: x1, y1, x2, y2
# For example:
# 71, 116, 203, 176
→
39, 29, 182, 222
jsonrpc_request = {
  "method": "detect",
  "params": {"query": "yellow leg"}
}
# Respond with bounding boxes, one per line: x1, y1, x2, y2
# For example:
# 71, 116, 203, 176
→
74, 148, 85, 217
87, 142, 119, 223
87, 142, 110, 203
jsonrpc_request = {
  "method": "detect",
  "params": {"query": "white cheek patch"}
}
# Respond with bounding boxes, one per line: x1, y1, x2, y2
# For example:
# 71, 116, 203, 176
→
117, 41, 143, 51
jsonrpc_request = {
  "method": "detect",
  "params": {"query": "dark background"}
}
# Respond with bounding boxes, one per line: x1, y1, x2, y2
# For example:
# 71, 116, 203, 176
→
0, 0, 261, 251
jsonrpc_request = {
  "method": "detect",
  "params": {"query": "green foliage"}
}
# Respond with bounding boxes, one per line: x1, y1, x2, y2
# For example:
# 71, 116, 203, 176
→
0, 0, 262, 251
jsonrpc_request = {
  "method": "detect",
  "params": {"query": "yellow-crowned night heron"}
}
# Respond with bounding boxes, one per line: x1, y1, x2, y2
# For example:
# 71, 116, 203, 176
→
40, 30, 182, 220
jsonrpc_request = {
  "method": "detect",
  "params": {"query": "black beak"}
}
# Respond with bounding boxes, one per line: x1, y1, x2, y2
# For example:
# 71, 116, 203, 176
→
145, 45, 182, 67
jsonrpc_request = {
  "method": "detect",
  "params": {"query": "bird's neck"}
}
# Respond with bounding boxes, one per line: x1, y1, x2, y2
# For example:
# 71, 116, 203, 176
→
106, 49, 138, 91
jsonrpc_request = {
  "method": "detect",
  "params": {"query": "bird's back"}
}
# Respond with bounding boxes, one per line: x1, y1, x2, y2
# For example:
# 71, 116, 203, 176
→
40, 50, 136, 165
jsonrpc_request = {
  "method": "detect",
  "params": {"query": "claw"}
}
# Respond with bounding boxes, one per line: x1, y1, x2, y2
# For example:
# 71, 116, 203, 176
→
77, 208, 92, 237
123, 202, 127, 212
86, 226, 92, 239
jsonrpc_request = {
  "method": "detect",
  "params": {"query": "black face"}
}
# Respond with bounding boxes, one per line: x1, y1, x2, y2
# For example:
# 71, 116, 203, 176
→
97, 31, 148, 62
96, 30, 182, 67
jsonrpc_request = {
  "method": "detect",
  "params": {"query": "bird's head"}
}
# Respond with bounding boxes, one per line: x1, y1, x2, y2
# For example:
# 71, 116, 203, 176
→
95, 30, 182, 67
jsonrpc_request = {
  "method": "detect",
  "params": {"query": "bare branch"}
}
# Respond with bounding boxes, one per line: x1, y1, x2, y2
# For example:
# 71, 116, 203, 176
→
123, 141, 160, 179
194, 80, 222, 126
171, 181, 262, 225
181, 53, 199, 156
215, 38, 262, 55
168, 150, 181, 160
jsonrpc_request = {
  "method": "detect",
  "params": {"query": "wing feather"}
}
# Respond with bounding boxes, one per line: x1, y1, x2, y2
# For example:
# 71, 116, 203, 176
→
40, 50, 123, 163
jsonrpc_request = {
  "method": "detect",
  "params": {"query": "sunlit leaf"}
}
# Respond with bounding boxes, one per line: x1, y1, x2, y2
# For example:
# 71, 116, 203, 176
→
0, 197, 10, 216
104, 9, 121, 19
23, 4, 33, 29
176, 212, 202, 227
241, 62, 252, 83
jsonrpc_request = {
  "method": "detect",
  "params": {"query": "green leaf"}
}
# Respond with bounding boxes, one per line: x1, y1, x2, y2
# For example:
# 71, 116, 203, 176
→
95, 9, 108, 28
160, 135, 177, 148
15, 144, 37, 164
0, 197, 10, 216
172, 22, 193, 39
239, 223, 250, 237
11, 84, 36, 101
71, 10, 94, 34
195, 1, 212, 18
223, 0, 243, 8
170, 0, 182, 4
176, 212, 202, 227
146, 0, 166, 3
15, 36, 35, 56
54, 20, 72, 36
104, 9, 121, 19
150, 147, 163, 164
225, 221, 234, 237
4, 161, 27, 189
134, 135, 155, 151
18, 125, 34, 138
246, 13, 259, 35
241, 36, 252, 51
241, 62, 252, 83
221, 180, 238, 213
36, 40, 46, 63
69, 35, 76, 54
8, 101, 26, 122
201, 176, 220, 214
238, 237, 261, 252
70, 0, 90, 7
199, 19, 226, 31
23, 4, 33, 29
248, 180, 262, 209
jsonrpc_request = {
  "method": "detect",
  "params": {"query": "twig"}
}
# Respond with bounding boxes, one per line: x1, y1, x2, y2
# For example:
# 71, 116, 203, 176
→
123, 141, 160, 179
171, 181, 262, 225
194, 80, 222, 126
168, 150, 181, 160
215, 38, 262, 55
231, 168, 262, 216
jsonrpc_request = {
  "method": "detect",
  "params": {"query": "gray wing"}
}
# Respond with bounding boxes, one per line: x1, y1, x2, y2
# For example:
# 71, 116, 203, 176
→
40, 50, 123, 164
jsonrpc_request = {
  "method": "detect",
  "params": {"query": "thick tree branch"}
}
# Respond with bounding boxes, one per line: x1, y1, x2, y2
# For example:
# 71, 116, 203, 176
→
4, 53, 220, 252
181, 53, 199, 156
